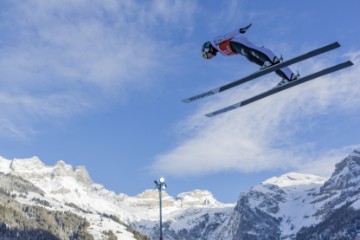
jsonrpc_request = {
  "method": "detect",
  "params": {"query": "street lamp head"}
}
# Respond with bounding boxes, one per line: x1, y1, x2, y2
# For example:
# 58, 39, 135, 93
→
159, 177, 165, 183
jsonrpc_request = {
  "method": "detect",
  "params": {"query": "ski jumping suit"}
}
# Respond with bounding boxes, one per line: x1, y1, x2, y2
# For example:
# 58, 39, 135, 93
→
211, 29, 294, 80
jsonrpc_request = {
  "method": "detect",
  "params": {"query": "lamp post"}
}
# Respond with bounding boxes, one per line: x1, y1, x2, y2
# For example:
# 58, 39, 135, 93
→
154, 177, 167, 240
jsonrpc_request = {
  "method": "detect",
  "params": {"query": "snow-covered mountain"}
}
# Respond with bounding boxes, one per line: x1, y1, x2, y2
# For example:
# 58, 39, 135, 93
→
1, 148, 360, 239
0, 156, 231, 239
211, 148, 360, 240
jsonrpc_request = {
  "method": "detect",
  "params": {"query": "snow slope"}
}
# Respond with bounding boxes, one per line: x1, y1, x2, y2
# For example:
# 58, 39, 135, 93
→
1, 148, 360, 239
0, 156, 232, 239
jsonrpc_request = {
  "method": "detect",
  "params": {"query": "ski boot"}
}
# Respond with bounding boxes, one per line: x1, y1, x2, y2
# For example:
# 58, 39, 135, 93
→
275, 72, 300, 88
260, 56, 282, 70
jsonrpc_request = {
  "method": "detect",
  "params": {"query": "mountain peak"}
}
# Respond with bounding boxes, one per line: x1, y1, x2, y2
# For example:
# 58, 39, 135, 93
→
321, 151, 360, 191
349, 148, 360, 157
176, 189, 224, 207
263, 172, 326, 188
9, 156, 45, 172
0, 156, 94, 188
135, 189, 168, 199
74, 166, 92, 185
55, 160, 68, 168
331, 151, 360, 180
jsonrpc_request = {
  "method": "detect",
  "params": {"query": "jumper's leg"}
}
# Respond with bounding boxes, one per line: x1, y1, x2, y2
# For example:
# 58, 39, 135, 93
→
230, 37, 296, 81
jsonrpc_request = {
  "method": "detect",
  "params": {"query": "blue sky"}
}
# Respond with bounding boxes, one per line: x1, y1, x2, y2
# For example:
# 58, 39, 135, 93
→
0, 0, 359, 203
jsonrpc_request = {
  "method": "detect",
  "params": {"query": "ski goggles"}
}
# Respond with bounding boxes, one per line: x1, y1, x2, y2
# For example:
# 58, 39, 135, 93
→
202, 42, 212, 59
202, 52, 211, 59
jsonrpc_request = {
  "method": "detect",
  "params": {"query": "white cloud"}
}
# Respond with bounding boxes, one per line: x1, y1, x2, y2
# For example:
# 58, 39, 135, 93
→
152, 51, 360, 177
295, 145, 360, 177
0, 0, 197, 138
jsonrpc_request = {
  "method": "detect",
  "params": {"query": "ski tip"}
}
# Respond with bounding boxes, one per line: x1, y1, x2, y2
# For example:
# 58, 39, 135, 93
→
205, 110, 221, 117
182, 89, 220, 103
205, 104, 239, 117
338, 60, 354, 69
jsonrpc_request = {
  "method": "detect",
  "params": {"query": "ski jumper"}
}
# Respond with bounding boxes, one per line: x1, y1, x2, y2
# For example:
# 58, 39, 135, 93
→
211, 29, 294, 80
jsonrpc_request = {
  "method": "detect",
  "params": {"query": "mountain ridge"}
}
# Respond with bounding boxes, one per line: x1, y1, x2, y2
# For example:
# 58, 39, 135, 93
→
1, 148, 360, 239
0, 155, 230, 239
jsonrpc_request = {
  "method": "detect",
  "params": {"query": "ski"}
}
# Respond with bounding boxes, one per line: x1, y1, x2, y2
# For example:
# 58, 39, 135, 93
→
205, 60, 354, 117
183, 42, 341, 103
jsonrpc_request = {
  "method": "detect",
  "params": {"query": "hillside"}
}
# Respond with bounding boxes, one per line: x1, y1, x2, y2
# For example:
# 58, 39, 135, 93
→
1, 148, 360, 239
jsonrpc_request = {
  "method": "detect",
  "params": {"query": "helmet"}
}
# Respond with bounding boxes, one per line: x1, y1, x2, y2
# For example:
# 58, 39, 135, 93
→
201, 41, 216, 59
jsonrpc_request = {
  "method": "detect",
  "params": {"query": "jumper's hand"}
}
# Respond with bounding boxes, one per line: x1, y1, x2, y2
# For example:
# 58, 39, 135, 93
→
240, 23, 252, 34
